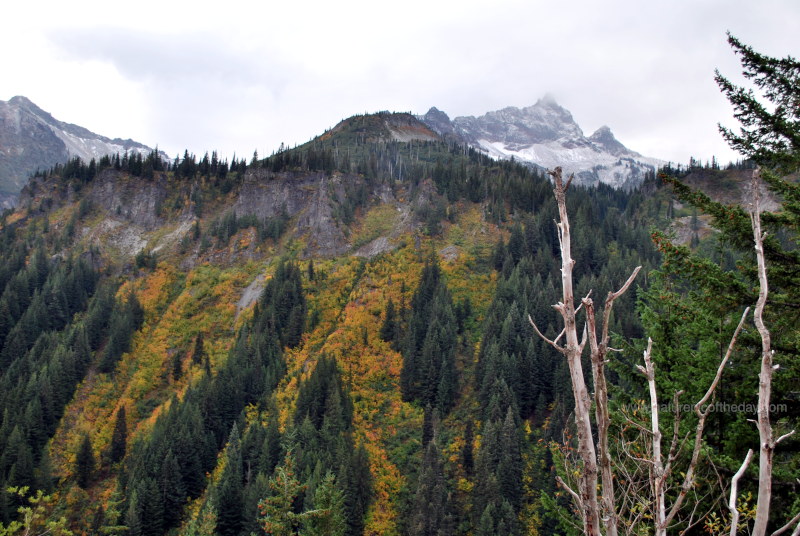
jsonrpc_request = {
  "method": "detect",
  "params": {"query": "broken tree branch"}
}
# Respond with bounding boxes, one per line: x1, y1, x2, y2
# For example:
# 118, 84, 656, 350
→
729, 449, 755, 536
665, 307, 750, 528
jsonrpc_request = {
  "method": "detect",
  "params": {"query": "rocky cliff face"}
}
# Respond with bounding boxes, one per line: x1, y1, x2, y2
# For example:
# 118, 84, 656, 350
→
419, 96, 663, 189
89, 170, 169, 230
0, 96, 160, 204
234, 169, 351, 257
18, 153, 444, 266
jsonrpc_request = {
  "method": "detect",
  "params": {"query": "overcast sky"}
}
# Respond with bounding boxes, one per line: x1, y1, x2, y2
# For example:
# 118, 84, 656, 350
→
2, 0, 798, 166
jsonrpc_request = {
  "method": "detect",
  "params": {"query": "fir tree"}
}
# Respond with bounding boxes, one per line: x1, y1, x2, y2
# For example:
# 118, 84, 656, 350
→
379, 298, 399, 345
408, 439, 455, 536
160, 451, 186, 530
715, 33, 800, 173
125, 489, 142, 536
652, 34, 800, 533
303, 471, 347, 536
184, 507, 217, 536
259, 452, 305, 536
75, 433, 94, 489
192, 332, 206, 365
171, 351, 183, 381
461, 420, 474, 476
110, 406, 127, 464
216, 425, 244, 536
100, 485, 128, 536
339, 445, 372, 536
139, 477, 164, 536
401, 259, 458, 413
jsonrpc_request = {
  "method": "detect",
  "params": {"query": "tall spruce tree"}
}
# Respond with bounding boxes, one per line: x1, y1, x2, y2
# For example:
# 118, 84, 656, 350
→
408, 439, 455, 536
215, 424, 243, 536
259, 452, 305, 536
192, 332, 205, 365
303, 471, 347, 536
75, 433, 94, 489
110, 406, 127, 464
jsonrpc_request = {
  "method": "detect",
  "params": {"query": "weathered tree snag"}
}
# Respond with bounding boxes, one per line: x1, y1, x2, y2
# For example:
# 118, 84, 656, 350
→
751, 168, 781, 536
584, 264, 641, 536
634, 307, 748, 536
529, 167, 600, 536
530, 166, 772, 536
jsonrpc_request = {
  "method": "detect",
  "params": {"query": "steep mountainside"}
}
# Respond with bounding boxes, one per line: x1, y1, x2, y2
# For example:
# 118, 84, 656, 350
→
419, 95, 663, 189
9, 110, 782, 536
0, 96, 159, 207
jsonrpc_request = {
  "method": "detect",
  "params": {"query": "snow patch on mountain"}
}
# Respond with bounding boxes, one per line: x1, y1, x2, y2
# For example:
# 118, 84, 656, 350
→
0, 96, 166, 203
52, 128, 152, 163
419, 97, 663, 189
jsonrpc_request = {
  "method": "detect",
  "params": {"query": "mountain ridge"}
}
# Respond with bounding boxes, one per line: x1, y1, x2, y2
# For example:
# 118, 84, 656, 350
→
418, 97, 663, 189
2, 105, 770, 536
0, 95, 162, 207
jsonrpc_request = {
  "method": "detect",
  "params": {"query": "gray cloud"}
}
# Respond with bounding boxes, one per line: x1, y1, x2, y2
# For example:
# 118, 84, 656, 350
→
12, 0, 798, 165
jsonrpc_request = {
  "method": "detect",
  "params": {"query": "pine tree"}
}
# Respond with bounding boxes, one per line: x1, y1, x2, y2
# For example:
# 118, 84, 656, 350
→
139, 477, 164, 536
715, 33, 800, 173
0, 481, 9, 525
36, 446, 54, 492
242, 472, 269, 536
8, 441, 34, 491
184, 506, 217, 536
160, 451, 186, 530
171, 351, 183, 381
379, 298, 398, 344
339, 445, 372, 536
461, 420, 474, 476
124, 489, 142, 536
100, 485, 128, 535
654, 34, 800, 535
401, 259, 458, 413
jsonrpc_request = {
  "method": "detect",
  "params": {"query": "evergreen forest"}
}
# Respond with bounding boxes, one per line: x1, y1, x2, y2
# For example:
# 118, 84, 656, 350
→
0, 35, 797, 536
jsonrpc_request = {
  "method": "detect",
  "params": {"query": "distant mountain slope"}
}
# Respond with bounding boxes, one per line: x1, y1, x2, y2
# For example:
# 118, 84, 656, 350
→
0, 108, 679, 536
0, 96, 159, 207
419, 96, 663, 189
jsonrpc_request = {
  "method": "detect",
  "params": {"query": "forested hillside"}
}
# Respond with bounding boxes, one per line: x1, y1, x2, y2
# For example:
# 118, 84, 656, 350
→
0, 37, 797, 536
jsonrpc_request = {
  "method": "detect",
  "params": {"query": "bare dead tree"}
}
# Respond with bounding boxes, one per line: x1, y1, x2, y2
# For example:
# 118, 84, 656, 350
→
529, 166, 797, 536
585, 265, 641, 536
751, 166, 775, 536
529, 167, 640, 536
747, 170, 797, 536
529, 167, 600, 535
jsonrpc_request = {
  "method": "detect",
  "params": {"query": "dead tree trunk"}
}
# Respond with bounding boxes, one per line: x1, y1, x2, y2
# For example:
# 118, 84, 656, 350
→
584, 266, 640, 536
751, 169, 773, 536
529, 167, 642, 535
529, 167, 600, 535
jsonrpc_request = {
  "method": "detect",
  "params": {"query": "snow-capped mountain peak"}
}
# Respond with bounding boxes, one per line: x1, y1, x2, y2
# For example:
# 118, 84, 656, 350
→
419, 97, 663, 189
0, 96, 164, 206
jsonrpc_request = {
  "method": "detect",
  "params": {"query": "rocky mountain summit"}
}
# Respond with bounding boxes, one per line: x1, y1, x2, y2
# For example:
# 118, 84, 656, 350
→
0, 96, 159, 207
420, 96, 663, 189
